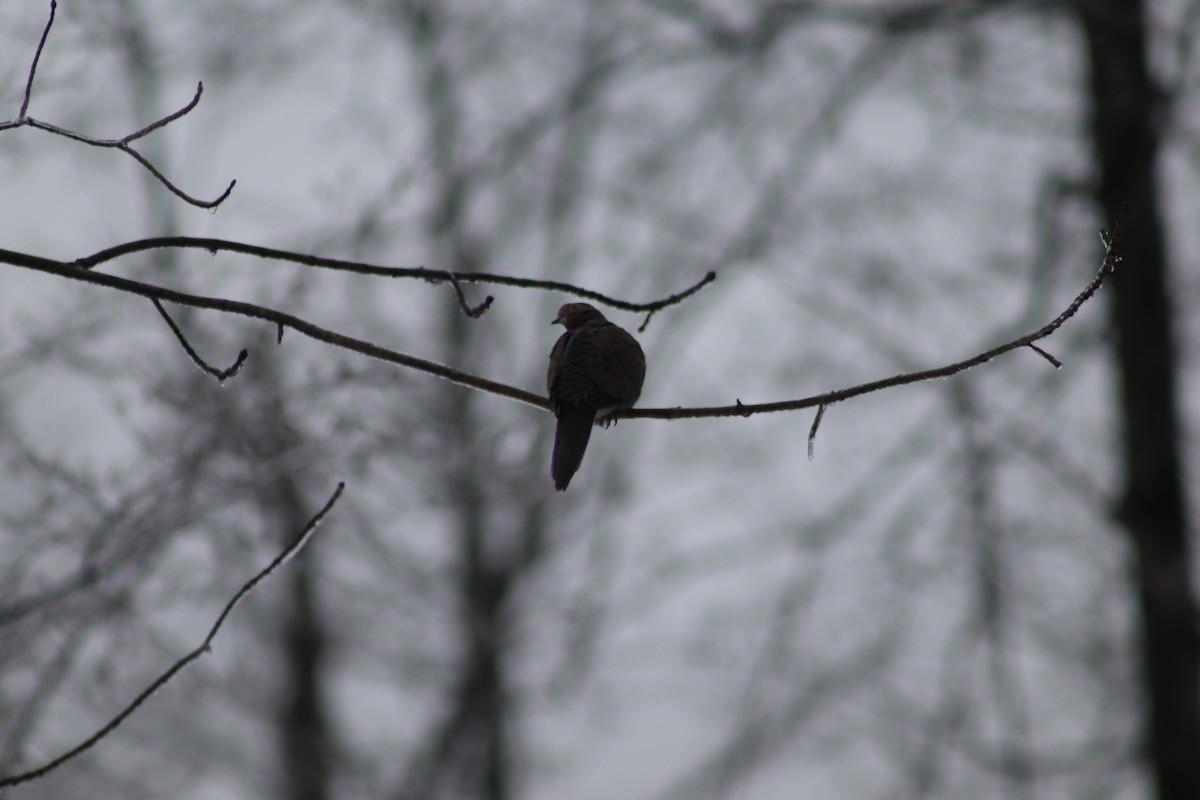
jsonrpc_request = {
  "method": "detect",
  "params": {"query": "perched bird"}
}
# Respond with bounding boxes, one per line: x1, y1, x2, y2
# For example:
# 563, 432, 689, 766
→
547, 302, 646, 491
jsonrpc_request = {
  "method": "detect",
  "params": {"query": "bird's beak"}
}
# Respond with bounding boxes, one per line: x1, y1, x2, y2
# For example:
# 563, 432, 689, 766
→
551, 315, 562, 325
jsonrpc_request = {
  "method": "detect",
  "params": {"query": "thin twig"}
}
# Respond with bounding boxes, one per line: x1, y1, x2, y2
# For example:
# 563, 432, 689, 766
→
17, 0, 56, 120
0, 482, 346, 789
808, 403, 827, 460
1026, 343, 1062, 369
124, 81, 204, 143
72, 237, 717, 316
442, 272, 495, 318
151, 298, 248, 382
120, 143, 235, 209
0, 212, 1125, 422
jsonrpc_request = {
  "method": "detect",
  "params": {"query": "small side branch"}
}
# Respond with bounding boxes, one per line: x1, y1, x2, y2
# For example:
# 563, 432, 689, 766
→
441, 273, 494, 318
807, 404, 827, 460
152, 299, 248, 382
1026, 343, 1062, 369
0, 482, 346, 789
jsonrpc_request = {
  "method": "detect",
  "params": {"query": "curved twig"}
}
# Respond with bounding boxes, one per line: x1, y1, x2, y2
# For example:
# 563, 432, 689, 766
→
152, 299, 249, 382
72, 236, 717, 316
0, 482, 345, 789
443, 272, 495, 318
17, 114, 235, 209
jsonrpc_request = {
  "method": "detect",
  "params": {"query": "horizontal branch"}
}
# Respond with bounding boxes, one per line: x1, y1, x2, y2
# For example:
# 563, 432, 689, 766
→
0, 247, 551, 411
1, 210, 1121, 427
72, 236, 717, 315
611, 210, 1123, 421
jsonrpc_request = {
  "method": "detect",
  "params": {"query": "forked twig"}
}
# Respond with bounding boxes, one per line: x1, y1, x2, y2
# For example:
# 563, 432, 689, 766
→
1, 3, 234, 208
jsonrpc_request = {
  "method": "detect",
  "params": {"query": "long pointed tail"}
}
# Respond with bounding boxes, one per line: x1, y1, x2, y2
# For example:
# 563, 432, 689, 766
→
552, 408, 596, 490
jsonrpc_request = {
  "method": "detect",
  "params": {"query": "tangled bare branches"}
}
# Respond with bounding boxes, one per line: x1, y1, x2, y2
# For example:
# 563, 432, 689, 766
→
0, 2, 1129, 793
3, 2, 1112, 440
0, 482, 346, 790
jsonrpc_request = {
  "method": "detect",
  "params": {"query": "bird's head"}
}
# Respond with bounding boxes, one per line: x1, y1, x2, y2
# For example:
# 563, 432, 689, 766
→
552, 302, 607, 330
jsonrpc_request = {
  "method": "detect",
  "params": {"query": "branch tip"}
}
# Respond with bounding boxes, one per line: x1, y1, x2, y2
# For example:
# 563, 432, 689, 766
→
808, 404, 827, 460
443, 273, 493, 318
152, 299, 249, 382
1027, 343, 1062, 369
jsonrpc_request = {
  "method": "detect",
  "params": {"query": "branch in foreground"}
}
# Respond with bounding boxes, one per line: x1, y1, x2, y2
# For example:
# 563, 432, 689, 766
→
2, 209, 1120, 425
0, 1, 234, 209
72, 236, 717, 317
0, 482, 346, 789
1, 247, 551, 410
152, 299, 249, 382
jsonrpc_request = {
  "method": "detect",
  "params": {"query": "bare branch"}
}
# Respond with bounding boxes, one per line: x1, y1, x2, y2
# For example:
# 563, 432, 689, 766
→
807, 403, 827, 460
72, 236, 717, 316
1026, 343, 1063, 369
124, 81, 204, 143
0, 208, 1121, 423
17, 0, 56, 120
0, 482, 346, 789
442, 272, 495, 318
613, 211, 1125, 422
1, 248, 551, 410
151, 299, 248, 382
0, 5, 233, 208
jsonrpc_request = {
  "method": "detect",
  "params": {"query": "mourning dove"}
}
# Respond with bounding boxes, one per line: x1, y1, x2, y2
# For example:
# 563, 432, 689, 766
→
547, 303, 646, 491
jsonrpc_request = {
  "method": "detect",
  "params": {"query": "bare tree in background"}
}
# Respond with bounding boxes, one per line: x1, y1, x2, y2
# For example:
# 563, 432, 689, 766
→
2, 2, 1199, 800
1077, 2, 1200, 798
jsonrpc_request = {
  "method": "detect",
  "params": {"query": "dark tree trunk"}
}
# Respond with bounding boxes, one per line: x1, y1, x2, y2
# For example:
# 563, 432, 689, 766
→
1077, 2, 1200, 798
279, 546, 332, 800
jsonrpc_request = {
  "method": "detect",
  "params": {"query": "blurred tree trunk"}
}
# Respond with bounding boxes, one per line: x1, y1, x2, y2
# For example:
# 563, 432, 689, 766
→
1077, 2, 1200, 798
225, 365, 336, 800
273, 497, 333, 800
387, 4, 546, 798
